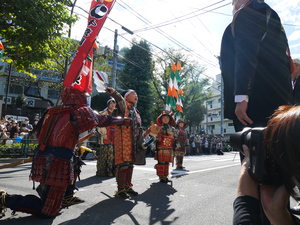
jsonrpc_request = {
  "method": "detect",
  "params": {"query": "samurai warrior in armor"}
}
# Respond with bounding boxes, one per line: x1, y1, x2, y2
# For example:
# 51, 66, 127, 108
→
174, 120, 189, 170
145, 112, 176, 183
96, 98, 117, 177
0, 87, 131, 218
106, 87, 144, 199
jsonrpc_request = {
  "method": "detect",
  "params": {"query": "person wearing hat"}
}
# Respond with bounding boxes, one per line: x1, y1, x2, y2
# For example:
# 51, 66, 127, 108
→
105, 87, 142, 199
145, 111, 176, 183
174, 120, 189, 170
96, 98, 117, 177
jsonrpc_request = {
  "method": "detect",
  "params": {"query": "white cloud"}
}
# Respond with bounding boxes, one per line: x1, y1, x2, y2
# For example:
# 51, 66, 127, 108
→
289, 30, 300, 42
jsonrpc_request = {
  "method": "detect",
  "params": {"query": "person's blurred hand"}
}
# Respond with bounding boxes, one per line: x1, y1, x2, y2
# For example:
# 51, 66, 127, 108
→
235, 101, 253, 126
237, 145, 258, 199
106, 87, 115, 94
260, 185, 294, 225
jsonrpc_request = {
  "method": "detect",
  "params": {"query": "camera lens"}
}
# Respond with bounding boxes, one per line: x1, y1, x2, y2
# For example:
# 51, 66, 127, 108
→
230, 127, 252, 151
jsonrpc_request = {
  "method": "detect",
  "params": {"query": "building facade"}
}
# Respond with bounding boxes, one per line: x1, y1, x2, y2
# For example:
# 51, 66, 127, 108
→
0, 61, 61, 121
0, 45, 125, 122
201, 74, 235, 139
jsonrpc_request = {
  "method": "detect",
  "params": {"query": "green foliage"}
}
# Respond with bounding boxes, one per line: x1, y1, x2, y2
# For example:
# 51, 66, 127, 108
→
91, 93, 111, 112
0, 0, 78, 73
152, 48, 211, 128
91, 53, 114, 112
15, 95, 27, 107
0, 142, 38, 157
183, 78, 211, 128
118, 39, 154, 126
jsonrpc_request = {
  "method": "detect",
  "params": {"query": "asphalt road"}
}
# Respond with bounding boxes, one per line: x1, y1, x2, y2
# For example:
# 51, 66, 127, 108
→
0, 152, 295, 225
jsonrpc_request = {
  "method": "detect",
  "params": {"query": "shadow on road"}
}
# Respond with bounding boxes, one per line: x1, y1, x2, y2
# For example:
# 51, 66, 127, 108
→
59, 193, 136, 225
76, 175, 114, 189
135, 182, 179, 225
60, 182, 178, 225
0, 166, 32, 177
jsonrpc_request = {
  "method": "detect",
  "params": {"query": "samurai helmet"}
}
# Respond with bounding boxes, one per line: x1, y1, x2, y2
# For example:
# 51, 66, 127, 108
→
61, 87, 88, 106
156, 111, 176, 126
176, 119, 188, 129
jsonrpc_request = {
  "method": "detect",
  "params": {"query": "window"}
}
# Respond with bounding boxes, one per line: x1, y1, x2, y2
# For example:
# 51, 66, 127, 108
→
25, 82, 40, 96
228, 123, 234, 127
207, 100, 213, 108
208, 125, 215, 133
208, 125, 215, 129
48, 89, 60, 99
9, 84, 23, 95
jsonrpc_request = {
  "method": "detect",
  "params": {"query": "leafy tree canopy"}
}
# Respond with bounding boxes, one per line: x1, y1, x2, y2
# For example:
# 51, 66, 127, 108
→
0, 0, 78, 75
118, 39, 154, 126
152, 48, 212, 129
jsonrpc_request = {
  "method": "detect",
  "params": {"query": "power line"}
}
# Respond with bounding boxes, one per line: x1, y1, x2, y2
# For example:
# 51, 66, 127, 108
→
104, 27, 222, 92
115, 1, 227, 67
69, 2, 222, 88
129, 2, 230, 33
106, 24, 221, 87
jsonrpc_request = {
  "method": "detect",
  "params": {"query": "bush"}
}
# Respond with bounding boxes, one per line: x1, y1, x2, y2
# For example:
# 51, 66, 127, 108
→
0, 142, 38, 157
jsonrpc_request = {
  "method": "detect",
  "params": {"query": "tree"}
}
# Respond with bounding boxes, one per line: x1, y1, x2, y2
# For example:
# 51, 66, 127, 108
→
183, 76, 211, 131
152, 48, 211, 128
15, 95, 27, 108
90, 47, 115, 111
118, 39, 154, 126
91, 93, 110, 112
0, 0, 77, 75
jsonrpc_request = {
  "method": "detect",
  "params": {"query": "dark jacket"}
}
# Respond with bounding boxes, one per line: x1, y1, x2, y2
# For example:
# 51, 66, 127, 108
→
220, 0, 293, 120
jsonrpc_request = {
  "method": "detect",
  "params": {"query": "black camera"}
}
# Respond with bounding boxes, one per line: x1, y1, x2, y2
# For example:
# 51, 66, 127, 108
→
230, 127, 282, 185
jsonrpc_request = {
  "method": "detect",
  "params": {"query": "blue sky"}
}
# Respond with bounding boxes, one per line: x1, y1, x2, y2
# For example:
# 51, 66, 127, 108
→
71, 0, 300, 79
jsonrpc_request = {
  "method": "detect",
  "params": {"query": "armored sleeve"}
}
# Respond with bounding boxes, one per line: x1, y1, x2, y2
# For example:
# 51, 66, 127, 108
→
110, 90, 126, 117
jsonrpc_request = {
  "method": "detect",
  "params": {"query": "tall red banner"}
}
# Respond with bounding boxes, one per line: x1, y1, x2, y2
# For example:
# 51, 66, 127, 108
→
72, 49, 93, 93
63, 0, 116, 92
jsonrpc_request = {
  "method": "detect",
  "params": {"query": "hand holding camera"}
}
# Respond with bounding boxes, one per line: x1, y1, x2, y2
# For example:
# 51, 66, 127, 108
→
230, 127, 282, 186
236, 145, 295, 225
232, 105, 300, 225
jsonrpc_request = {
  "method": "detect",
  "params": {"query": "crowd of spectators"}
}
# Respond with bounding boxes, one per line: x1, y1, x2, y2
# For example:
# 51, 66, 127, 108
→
187, 133, 232, 156
144, 131, 233, 157
0, 117, 38, 145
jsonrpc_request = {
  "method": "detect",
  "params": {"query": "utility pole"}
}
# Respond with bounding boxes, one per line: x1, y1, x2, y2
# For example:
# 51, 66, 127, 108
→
216, 56, 224, 137
220, 76, 224, 137
112, 29, 118, 89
